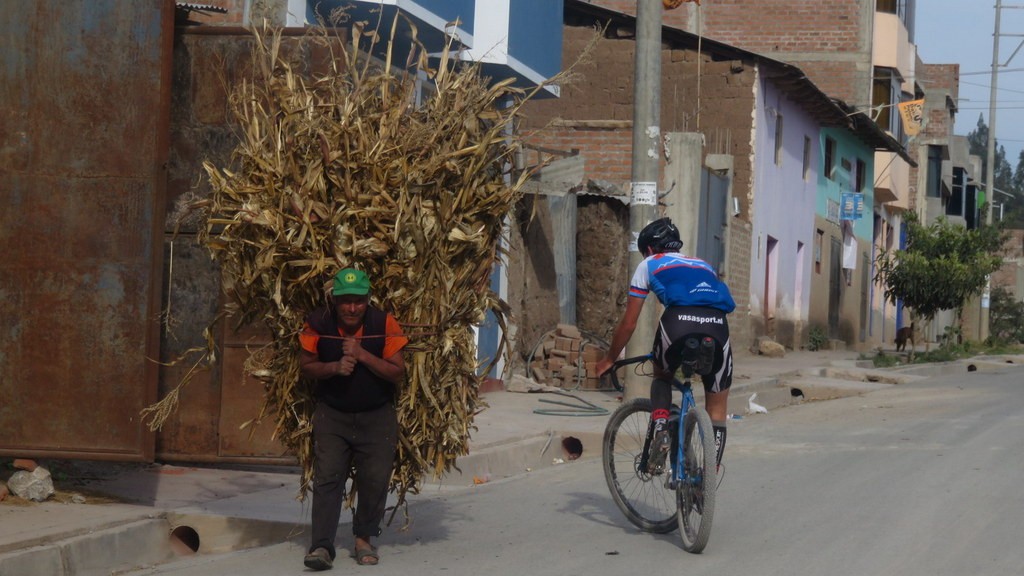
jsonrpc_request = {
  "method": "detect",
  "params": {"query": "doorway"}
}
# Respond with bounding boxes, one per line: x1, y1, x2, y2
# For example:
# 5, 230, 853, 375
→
828, 237, 842, 338
763, 235, 779, 336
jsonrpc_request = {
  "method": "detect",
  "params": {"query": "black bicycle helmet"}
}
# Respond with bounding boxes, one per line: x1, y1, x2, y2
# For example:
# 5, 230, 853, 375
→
637, 217, 683, 255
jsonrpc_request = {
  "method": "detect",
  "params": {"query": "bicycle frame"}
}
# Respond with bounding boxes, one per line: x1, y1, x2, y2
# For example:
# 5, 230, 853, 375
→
671, 377, 704, 490
607, 355, 704, 489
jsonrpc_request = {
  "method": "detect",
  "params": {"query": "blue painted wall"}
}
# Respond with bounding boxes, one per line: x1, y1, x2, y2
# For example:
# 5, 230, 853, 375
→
818, 128, 875, 241
416, 0, 476, 29
509, 0, 563, 78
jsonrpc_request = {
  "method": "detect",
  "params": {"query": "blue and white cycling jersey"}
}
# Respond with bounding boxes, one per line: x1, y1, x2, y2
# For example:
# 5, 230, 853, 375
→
629, 252, 736, 313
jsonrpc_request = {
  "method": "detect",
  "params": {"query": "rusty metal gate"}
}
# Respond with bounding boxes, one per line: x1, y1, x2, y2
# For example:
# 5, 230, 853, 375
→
0, 1, 173, 461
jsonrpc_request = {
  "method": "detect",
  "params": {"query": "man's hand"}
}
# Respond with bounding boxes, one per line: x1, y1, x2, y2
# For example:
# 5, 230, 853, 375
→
334, 337, 363, 376
595, 357, 613, 378
337, 355, 357, 376
342, 337, 363, 363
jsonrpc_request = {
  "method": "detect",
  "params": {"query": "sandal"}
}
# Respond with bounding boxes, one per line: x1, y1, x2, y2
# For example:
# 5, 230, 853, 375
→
354, 543, 379, 566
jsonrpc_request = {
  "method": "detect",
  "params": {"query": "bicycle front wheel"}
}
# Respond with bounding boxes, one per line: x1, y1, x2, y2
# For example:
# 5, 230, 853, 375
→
677, 406, 717, 552
602, 398, 678, 533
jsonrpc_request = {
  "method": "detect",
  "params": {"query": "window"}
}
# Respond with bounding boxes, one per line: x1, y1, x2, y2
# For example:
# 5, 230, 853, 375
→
854, 159, 867, 193
926, 145, 943, 198
966, 182, 979, 229
877, 0, 902, 16
946, 167, 965, 217
872, 68, 899, 134
774, 113, 784, 166
827, 198, 840, 223
824, 137, 837, 181
803, 136, 812, 181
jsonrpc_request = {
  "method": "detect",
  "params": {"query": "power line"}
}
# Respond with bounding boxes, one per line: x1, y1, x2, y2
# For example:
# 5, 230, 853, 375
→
958, 104, 1024, 108
959, 79, 1024, 95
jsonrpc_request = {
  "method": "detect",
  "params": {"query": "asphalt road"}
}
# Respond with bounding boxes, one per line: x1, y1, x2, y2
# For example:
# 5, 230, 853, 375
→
125, 364, 1024, 576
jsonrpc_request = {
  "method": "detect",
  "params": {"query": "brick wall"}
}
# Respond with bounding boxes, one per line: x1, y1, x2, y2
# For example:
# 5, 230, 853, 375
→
699, 0, 866, 53
921, 64, 960, 102
523, 26, 756, 215
520, 20, 759, 350
589, 0, 873, 106
993, 230, 1024, 292
919, 63, 958, 141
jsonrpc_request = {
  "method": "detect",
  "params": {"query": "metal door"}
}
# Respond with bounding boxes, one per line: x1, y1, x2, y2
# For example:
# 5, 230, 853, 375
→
0, 1, 173, 461
697, 169, 729, 274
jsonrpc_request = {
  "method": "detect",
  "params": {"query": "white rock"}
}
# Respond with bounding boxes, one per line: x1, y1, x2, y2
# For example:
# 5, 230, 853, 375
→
7, 466, 55, 502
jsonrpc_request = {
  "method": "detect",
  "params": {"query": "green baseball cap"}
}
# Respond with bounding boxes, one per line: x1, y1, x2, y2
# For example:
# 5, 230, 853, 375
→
332, 268, 370, 296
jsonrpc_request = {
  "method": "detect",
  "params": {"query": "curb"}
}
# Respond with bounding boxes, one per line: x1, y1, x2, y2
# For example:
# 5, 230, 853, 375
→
0, 518, 173, 576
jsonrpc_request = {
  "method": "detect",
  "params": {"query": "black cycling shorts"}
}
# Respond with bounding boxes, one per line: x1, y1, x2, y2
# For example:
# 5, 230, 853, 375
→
651, 306, 733, 394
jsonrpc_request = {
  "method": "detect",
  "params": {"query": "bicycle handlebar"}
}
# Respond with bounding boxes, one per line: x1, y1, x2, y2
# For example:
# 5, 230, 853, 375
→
604, 354, 654, 393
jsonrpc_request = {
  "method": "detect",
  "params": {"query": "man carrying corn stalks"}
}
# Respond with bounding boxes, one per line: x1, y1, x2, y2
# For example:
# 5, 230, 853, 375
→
299, 269, 408, 569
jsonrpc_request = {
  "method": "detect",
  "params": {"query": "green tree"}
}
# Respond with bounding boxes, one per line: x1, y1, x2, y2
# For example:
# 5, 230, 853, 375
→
1006, 151, 1024, 227
1012, 150, 1024, 194
967, 114, 1014, 193
967, 114, 1024, 227
875, 212, 1004, 344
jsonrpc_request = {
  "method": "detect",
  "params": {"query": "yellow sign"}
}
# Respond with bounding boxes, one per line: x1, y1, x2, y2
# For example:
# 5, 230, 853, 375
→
898, 99, 925, 137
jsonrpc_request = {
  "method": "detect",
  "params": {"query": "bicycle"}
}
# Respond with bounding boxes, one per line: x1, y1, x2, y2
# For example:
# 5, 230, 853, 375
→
601, 344, 717, 553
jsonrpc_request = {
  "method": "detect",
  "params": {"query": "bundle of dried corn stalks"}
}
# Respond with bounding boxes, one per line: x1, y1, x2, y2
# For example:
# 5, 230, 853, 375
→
146, 17, 552, 509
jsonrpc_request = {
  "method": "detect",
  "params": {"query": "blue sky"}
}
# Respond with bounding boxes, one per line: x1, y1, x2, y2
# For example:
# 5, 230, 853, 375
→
916, 1, 1024, 164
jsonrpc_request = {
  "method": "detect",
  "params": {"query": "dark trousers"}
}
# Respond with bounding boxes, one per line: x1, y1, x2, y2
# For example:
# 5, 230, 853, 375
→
309, 402, 398, 558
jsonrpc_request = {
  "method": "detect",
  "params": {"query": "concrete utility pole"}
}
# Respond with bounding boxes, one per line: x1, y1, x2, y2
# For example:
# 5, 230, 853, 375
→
625, 0, 663, 400
981, 0, 1003, 342
983, 1, 1024, 341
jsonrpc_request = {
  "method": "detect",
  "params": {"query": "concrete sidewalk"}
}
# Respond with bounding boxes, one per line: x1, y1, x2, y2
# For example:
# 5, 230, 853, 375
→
4, 348, 1014, 575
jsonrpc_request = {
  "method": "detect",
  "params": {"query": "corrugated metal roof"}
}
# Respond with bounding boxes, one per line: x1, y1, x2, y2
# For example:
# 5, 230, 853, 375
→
175, 2, 228, 15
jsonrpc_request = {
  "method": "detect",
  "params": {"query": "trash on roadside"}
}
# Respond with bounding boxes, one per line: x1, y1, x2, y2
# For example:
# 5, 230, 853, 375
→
552, 458, 565, 465
727, 413, 743, 420
472, 475, 490, 485
747, 393, 769, 415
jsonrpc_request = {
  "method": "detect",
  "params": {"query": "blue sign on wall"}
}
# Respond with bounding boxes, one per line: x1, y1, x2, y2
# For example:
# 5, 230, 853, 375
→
840, 191, 864, 220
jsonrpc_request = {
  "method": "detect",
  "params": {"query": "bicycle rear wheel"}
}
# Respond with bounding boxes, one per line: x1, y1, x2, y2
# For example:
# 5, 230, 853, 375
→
602, 398, 678, 533
676, 406, 716, 552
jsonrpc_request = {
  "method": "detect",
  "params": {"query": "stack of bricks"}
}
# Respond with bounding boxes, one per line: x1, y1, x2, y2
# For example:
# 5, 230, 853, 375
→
529, 324, 607, 389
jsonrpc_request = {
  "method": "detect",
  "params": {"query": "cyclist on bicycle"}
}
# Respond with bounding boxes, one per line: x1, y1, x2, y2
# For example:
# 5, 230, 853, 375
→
596, 217, 735, 472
